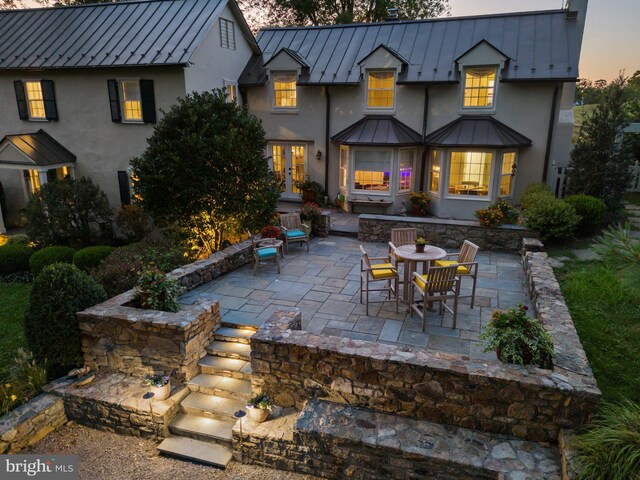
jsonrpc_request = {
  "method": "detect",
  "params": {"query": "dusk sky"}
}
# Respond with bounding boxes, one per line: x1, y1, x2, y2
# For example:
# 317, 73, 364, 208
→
449, 0, 639, 81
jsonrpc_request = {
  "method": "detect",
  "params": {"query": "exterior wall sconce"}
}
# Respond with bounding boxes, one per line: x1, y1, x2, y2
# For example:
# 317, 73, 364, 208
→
316, 150, 322, 160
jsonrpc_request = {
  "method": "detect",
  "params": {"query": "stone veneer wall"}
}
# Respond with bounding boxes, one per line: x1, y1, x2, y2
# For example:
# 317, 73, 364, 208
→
251, 302, 600, 443
0, 394, 66, 454
359, 214, 538, 252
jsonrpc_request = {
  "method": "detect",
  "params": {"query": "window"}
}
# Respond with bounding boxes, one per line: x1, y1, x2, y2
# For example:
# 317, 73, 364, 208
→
225, 81, 238, 103
463, 68, 496, 108
448, 151, 493, 197
24, 170, 41, 195
220, 18, 235, 49
272, 145, 286, 193
367, 71, 395, 109
398, 149, 414, 192
429, 150, 442, 193
291, 145, 305, 193
120, 80, 143, 122
25, 81, 46, 119
500, 152, 517, 196
339, 146, 349, 189
353, 149, 391, 192
273, 72, 297, 108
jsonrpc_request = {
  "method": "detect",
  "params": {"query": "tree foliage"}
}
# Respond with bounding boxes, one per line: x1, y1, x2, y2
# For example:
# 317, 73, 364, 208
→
131, 89, 279, 257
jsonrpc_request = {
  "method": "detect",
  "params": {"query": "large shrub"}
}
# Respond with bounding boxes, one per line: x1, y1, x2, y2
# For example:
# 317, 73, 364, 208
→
29, 246, 75, 275
25, 177, 113, 248
114, 204, 153, 243
73, 246, 115, 272
24, 263, 106, 378
565, 194, 607, 236
524, 197, 581, 242
0, 244, 33, 275
520, 183, 554, 210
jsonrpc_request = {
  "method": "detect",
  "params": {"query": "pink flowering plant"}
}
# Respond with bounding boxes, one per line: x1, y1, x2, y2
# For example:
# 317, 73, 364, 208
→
144, 374, 170, 387
135, 265, 181, 312
300, 202, 321, 223
479, 304, 554, 369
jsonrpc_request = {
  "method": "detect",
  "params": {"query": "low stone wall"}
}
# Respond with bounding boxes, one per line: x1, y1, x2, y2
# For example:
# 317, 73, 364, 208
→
251, 310, 600, 443
359, 214, 538, 252
0, 394, 67, 454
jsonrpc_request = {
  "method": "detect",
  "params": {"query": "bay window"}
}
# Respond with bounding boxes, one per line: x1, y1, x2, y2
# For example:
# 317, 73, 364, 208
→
463, 68, 496, 109
429, 150, 442, 193
500, 152, 517, 196
398, 149, 414, 192
353, 149, 392, 192
448, 151, 493, 197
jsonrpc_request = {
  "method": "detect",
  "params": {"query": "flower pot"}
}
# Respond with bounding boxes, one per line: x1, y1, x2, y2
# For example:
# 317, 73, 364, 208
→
247, 407, 269, 423
415, 244, 425, 253
302, 189, 316, 203
411, 204, 422, 216
150, 382, 171, 401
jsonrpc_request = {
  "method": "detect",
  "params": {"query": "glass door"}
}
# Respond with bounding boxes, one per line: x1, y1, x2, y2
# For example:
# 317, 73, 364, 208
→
270, 144, 306, 199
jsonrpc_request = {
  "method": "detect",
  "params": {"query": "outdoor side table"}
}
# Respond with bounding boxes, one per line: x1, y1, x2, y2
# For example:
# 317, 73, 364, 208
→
395, 244, 447, 301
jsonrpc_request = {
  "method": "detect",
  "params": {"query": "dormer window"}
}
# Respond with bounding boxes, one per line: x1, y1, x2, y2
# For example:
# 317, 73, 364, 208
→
367, 71, 395, 109
463, 68, 496, 109
273, 72, 297, 109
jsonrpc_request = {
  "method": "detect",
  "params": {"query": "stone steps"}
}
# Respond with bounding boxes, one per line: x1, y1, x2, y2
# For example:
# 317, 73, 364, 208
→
181, 392, 246, 423
169, 412, 234, 445
188, 373, 252, 401
206, 340, 251, 361
213, 326, 255, 345
199, 355, 252, 380
158, 436, 232, 468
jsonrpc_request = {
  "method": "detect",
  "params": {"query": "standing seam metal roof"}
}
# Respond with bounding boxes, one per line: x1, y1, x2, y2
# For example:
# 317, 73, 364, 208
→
239, 9, 579, 86
0, 0, 256, 69
423, 116, 532, 148
331, 116, 422, 146
0, 130, 76, 166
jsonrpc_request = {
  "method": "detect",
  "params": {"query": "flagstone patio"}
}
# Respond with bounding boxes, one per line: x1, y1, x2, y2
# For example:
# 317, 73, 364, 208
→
180, 236, 532, 360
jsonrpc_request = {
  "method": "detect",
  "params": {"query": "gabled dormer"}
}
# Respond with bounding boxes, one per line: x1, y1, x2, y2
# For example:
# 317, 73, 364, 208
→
358, 45, 408, 113
264, 48, 310, 111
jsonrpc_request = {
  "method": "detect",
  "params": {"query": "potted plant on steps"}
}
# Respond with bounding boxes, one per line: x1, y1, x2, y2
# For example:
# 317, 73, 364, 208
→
246, 393, 273, 423
415, 237, 427, 253
144, 374, 171, 400
479, 304, 554, 369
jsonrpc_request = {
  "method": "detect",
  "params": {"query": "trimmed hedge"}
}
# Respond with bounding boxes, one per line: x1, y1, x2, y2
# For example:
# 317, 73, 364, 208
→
73, 246, 115, 272
24, 263, 106, 378
29, 246, 75, 275
565, 194, 607, 236
525, 197, 581, 242
0, 244, 33, 275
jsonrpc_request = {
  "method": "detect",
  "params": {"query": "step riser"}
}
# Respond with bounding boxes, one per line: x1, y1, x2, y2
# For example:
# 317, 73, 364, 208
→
168, 425, 232, 447
206, 348, 251, 362
188, 383, 252, 402
181, 404, 238, 423
221, 322, 259, 332
159, 450, 226, 469
158, 437, 232, 469
213, 334, 251, 345
200, 364, 252, 380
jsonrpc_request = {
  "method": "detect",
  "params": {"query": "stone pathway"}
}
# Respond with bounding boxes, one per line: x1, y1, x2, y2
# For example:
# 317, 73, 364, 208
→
181, 236, 532, 360
624, 202, 640, 238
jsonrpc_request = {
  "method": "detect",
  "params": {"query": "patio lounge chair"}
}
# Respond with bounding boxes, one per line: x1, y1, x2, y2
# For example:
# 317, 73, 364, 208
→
359, 245, 399, 316
434, 240, 479, 307
410, 265, 460, 331
249, 232, 280, 275
279, 213, 310, 253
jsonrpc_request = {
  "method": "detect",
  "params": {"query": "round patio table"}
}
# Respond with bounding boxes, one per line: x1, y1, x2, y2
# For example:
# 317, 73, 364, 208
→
395, 244, 447, 301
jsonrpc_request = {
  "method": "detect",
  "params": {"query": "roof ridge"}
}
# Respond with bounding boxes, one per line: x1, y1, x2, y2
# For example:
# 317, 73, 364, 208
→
0, 0, 191, 15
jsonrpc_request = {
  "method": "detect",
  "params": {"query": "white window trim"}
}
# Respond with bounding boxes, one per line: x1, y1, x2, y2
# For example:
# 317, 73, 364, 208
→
444, 149, 495, 201
460, 66, 499, 114
397, 147, 416, 194
339, 145, 349, 192
428, 148, 443, 196
350, 146, 394, 197
223, 79, 238, 104
23, 79, 47, 122
118, 78, 144, 124
267, 141, 308, 198
271, 71, 298, 113
498, 151, 518, 198
365, 70, 397, 113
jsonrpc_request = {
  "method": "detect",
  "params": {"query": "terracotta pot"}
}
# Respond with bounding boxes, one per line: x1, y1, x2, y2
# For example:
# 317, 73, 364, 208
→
302, 189, 316, 203
411, 204, 422, 216
248, 407, 269, 423
415, 244, 425, 253
150, 382, 171, 401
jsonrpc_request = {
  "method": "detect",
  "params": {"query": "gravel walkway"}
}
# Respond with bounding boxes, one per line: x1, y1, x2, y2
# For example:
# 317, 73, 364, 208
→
25, 423, 318, 480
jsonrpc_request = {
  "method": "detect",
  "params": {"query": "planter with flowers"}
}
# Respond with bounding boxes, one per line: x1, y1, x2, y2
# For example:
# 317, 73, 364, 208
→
415, 237, 427, 253
260, 225, 281, 239
300, 202, 321, 236
144, 373, 171, 400
475, 198, 520, 226
246, 393, 273, 423
409, 191, 431, 216
135, 265, 181, 312
479, 304, 554, 369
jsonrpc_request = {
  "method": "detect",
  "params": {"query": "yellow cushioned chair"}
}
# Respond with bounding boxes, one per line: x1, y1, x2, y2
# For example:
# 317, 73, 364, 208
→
434, 240, 479, 307
359, 245, 399, 316
410, 265, 460, 331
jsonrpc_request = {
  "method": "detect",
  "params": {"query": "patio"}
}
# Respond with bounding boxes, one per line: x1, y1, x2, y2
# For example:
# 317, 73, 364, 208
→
180, 235, 532, 359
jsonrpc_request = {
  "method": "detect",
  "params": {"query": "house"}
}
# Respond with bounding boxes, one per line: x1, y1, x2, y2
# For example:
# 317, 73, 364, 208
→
239, 0, 588, 219
0, 0, 258, 231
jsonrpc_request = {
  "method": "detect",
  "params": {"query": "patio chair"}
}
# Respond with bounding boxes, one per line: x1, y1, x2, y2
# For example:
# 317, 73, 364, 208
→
410, 265, 460, 331
434, 240, 480, 307
389, 227, 427, 276
279, 213, 310, 253
359, 245, 399, 316
249, 232, 280, 275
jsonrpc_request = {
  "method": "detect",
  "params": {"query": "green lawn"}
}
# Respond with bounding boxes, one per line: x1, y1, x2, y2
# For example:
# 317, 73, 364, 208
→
556, 262, 640, 402
0, 283, 30, 380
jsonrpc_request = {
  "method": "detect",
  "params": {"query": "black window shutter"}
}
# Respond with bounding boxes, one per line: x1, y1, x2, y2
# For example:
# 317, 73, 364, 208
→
117, 171, 131, 205
41, 80, 58, 120
46, 169, 57, 183
14, 81, 28, 120
107, 79, 121, 123
139, 79, 156, 124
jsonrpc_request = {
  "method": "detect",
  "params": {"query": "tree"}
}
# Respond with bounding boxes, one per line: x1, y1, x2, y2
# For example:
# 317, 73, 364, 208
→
566, 74, 635, 211
241, 0, 450, 28
131, 89, 279, 257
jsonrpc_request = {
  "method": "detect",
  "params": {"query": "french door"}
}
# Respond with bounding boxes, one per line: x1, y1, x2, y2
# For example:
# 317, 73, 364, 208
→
271, 144, 306, 199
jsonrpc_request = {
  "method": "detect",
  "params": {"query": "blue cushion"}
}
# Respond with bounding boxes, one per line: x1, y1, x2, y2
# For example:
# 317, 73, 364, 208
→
257, 247, 277, 258
287, 229, 306, 239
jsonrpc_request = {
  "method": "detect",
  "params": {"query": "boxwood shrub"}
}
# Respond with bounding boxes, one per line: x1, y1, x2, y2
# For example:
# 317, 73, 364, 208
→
29, 246, 76, 275
524, 197, 581, 242
0, 244, 33, 275
73, 246, 115, 272
565, 194, 607, 236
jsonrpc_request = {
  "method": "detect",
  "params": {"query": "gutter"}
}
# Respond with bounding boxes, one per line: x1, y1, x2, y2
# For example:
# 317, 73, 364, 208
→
324, 86, 331, 194
542, 82, 561, 183
419, 86, 429, 191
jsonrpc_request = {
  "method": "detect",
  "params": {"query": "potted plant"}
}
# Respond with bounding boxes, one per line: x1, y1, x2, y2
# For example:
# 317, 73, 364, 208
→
409, 191, 431, 216
144, 373, 171, 400
479, 304, 554, 369
415, 237, 427, 253
246, 393, 273, 423
295, 176, 324, 204
261, 225, 281, 239
135, 265, 181, 312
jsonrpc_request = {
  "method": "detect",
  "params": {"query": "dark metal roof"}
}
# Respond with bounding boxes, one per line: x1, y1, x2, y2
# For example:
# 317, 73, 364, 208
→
0, 0, 258, 70
0, 130, 76, 166
331, 116, 422, 146
264, 47, 310, 68
240, 9, 579, 86
423, 116, 532, 148
357, 44, 408, 66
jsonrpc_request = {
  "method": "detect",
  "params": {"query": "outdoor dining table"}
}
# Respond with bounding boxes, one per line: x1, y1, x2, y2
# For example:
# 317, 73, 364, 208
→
395, 244, 447, 301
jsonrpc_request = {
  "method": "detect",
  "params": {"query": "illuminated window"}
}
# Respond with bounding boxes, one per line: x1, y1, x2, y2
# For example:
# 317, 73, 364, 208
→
273, 72, 297, 108
500, 152, 517, 196
463, 68, 496, 108
25, 81, 46, 119
25, 170, 41, 194
56, 166, 70, 180
226, 82, 238, 103
339, 146, 349, 189
398, 149, 414, 192
430, 150, 442, 193
220, 18, 235, 50
120, 80, 143, 122
367, 71, 395, 109
272, 145, 286, 193
448, 151, 493, 197
353, 149, 391, 192
291, 145, 305, 193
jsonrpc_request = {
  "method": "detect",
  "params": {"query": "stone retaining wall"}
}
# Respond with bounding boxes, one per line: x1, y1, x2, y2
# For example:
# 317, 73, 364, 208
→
251, 308, 600, 443
0, 394, 67, 454
359, 214, 538, 252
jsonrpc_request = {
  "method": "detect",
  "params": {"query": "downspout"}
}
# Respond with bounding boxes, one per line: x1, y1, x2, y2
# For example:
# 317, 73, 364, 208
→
542, 82, 561, 183
324, 86, 331, 195
419, 86, 429, 191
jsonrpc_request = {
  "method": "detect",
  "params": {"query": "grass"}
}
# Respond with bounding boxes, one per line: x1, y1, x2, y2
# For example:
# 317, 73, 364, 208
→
0, 283, 30, 381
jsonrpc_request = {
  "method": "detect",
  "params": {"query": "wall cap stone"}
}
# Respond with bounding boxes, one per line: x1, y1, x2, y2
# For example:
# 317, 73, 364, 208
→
359, 213, 533, 232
